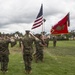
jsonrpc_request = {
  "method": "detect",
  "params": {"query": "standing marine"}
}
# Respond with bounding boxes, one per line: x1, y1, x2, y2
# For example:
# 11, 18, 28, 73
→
21, 30, 34, 74
30, 33, 46, 63
53, 36, 57, 47
0, 36, 16, 73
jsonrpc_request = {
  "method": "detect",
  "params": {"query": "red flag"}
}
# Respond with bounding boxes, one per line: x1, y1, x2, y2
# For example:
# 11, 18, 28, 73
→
50, 13, 70, 35
32, 4, 43, 29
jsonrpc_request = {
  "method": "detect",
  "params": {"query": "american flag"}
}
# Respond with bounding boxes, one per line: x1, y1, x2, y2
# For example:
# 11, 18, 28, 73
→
32, 4, 43, 29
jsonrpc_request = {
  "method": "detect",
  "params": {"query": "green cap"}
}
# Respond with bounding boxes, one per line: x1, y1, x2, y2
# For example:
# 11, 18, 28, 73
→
25, 30, 30, 34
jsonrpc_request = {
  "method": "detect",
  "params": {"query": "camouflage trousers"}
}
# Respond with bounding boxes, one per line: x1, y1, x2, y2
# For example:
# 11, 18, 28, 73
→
23, 53, 32, 71
0, 54, 9, 71
34, 49, 43, 62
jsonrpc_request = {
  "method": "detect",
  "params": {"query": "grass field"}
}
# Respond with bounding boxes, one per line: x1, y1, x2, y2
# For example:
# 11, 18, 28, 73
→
0, 40, 75, 75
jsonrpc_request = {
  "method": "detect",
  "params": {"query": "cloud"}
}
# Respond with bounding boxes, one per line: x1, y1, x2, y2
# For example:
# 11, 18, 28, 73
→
0, 0, 75, 34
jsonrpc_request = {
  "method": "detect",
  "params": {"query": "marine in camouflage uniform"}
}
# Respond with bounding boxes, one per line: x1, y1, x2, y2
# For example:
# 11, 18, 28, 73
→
44, 38, 49, 48
53, 36, 57, 47
0, 36, 16, 73
21, 30, 34, 74
32, 34, 46, 63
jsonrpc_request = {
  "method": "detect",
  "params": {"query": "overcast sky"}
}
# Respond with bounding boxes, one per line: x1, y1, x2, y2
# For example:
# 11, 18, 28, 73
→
0, 0, 75, 34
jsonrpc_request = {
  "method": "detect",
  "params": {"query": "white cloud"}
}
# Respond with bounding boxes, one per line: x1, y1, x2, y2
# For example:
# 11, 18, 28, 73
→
0, 0, 75, 34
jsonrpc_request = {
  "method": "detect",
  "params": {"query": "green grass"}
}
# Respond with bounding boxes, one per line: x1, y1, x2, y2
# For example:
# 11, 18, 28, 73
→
0, 41, 75, 75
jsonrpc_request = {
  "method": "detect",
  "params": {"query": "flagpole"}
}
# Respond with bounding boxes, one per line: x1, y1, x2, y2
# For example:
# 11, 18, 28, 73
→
42, 19, 46, 34
44, 21, 45, 32
43, 21, 45, 33
42, 21, 44, 34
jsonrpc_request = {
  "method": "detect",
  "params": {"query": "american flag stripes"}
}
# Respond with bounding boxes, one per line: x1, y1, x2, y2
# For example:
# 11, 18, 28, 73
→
32, 4, 43, 29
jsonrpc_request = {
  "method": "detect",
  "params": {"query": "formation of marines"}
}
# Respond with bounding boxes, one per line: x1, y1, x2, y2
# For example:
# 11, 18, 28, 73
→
0, 30, 51, 74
